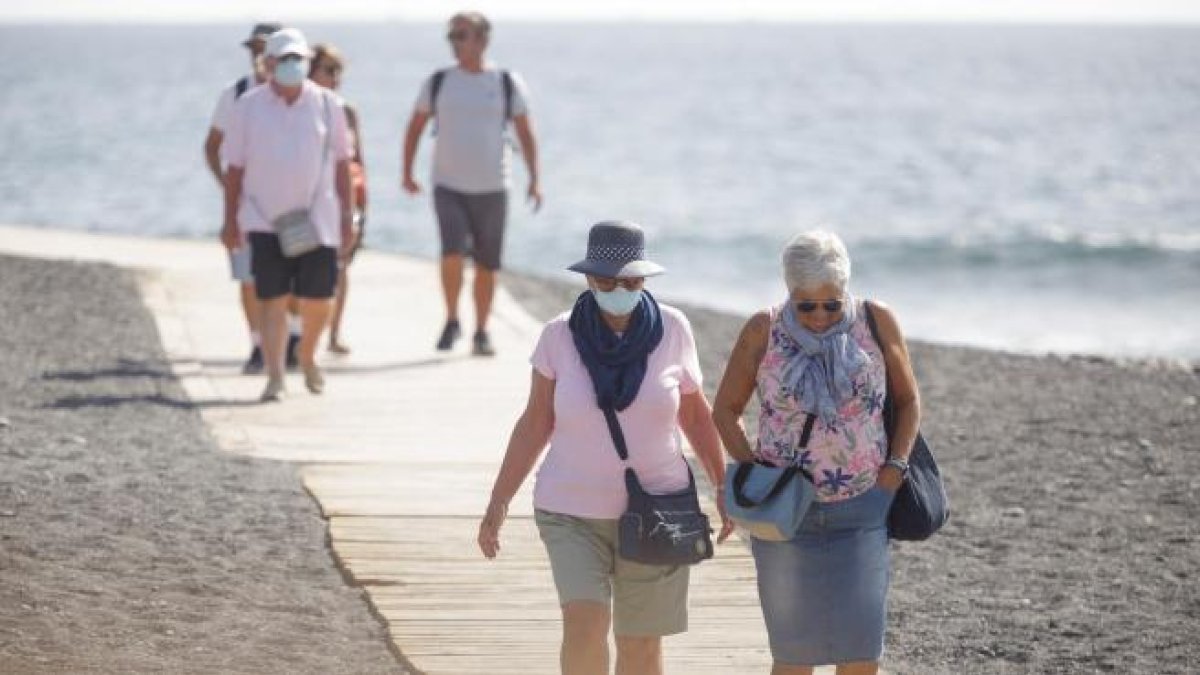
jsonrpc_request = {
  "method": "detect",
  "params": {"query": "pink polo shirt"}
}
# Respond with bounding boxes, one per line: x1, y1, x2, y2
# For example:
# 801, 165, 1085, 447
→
224, 80, 352, 248
531, 304, 702, 519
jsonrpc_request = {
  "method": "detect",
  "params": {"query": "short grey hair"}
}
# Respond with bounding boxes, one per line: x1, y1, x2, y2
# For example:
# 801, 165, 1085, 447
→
781, 230, 851, 293
449, 11, 491, 39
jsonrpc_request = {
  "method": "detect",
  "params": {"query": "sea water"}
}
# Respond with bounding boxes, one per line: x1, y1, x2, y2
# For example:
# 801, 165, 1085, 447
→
1, 23, 1197, 359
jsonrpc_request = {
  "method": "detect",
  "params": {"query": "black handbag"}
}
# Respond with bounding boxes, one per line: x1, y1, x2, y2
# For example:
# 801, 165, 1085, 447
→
864, 302, 950, 541
602, 407, 714, 566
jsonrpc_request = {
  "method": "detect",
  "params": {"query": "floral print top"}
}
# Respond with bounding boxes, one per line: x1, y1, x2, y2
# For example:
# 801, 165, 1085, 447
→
755, 301, 889, 502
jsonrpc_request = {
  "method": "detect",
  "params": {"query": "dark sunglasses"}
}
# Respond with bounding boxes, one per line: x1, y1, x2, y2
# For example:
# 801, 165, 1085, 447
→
795, 299, 844, 313
446, 30, 470, 42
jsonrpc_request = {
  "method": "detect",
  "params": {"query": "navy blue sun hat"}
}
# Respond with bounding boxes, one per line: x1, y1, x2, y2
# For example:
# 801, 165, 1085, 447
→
567, 221, 666, 278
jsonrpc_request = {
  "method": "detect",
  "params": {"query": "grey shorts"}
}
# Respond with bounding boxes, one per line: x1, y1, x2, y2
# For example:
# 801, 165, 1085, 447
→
228, 247, 253, 283
535, 509, 690, 637
433, 185, 507, 270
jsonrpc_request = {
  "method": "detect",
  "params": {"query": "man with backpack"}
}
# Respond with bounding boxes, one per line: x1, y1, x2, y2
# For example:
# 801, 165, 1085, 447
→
401, 11, 542, 357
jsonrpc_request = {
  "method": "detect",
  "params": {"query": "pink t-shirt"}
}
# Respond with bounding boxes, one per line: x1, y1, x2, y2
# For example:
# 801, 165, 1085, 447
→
531, 304, 702, 519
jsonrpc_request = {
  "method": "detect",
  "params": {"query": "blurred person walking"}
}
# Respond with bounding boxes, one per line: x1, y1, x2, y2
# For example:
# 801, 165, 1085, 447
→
309, 43, 367, 355
401, 11, 542, 357
203, 22, 279, 374
220, 28, 355, 402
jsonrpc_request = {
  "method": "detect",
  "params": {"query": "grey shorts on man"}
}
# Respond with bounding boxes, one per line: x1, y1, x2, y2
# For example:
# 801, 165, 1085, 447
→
434, 185, 508, 270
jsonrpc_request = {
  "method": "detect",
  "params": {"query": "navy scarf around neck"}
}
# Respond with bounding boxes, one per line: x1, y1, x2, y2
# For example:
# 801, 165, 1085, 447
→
569, 289, 664, 412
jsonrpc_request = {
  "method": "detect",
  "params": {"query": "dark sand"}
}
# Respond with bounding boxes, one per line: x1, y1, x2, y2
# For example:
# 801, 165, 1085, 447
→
0, 255, 402, 674
503, 271, 1200, 675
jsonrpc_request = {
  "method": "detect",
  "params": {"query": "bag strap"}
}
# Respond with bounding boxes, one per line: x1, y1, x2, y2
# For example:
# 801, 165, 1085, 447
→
234, 75, 250, 100
862, 301, 898, 452
732, 414, 816, 508
500, 69, 514, 123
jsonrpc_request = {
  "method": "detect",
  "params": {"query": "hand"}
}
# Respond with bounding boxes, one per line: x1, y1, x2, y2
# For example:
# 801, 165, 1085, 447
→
402, 176, 422, 196
714, 490, 735, 544
478, 500, 508, 559
220, 221, 240, 252
526, 181, 543, 213
875, 465, 905, 493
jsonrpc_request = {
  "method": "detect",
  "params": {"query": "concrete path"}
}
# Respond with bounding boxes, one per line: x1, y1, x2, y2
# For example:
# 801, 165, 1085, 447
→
0, 225, 821, 674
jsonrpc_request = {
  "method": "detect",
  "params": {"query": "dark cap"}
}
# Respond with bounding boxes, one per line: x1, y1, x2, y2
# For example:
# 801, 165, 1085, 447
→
243, 22, 283, 47
567, 221, 665, 279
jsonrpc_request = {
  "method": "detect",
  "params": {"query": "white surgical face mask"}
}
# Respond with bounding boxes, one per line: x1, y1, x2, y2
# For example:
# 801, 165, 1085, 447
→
592, 288, 642, 316
273, 58, 308, 87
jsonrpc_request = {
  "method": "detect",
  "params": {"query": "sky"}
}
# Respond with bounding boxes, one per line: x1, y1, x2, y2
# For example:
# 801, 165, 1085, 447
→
3, 0, 1200, 23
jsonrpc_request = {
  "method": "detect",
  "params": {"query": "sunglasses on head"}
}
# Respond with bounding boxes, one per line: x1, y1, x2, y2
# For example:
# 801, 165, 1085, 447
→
446, 30, 470, 42
795, 299, 844, 313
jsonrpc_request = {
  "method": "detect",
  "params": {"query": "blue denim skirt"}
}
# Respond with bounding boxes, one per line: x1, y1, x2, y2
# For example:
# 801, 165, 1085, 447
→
750, 485, 894, 666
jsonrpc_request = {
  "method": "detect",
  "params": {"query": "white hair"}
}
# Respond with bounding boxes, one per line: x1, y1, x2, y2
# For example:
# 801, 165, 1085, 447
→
781, 230, 851, 293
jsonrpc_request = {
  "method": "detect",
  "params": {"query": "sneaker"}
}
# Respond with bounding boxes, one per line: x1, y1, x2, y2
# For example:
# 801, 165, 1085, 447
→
286, 334, 300, 370
435, 319, 461, 351
472, 330, 496, 357
242, 346, 264, 375
303, 365, 325, 395
328, 340, 351, 355
260, 377, 286, 403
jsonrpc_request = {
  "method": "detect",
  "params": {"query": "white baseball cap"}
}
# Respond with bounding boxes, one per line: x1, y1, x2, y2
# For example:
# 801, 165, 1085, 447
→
264, 28, 311, 58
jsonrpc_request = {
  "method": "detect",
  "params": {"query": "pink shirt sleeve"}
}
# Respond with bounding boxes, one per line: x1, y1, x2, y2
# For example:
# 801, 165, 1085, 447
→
326, 93, 353, 162
530, 318, 563, 380
223, 95, 247, 169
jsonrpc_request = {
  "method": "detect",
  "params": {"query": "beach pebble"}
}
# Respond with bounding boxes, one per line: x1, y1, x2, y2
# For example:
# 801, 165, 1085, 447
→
0, 417, 10, 429
64, 473, 91, 484
1136, 438, 1154, 450
1001, 506, 1027, 519
63, 435, 87, 446
1183, 395, 1197, 407
0, 510, 15, 517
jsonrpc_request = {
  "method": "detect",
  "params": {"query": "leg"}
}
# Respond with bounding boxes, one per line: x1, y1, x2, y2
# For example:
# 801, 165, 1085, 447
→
440, 253, 465, 322
472, 265, 495, 333
615, 635, 663, 675
296, 298, 332, 369
328, 265, 349, 351
561, 601, 610, 675
260, 297, 289, 380
239, 282, 261, 336
771, 665, 815, 675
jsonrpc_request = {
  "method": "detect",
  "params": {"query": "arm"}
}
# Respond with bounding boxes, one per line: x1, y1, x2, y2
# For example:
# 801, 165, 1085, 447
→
478, 369, 556, 559
511, 114, 542, 211
678, 389, 734, 542
712, 311, 771, 463
220, 165, 244, 251
344, 104, 367, 218
869, 301, 921, 491
401, 110, 430, 195
203, 128, 225, 187
334, 158, 353, 258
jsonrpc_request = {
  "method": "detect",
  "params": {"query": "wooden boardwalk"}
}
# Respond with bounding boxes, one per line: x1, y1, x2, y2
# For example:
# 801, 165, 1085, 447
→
1, 225, 842, 674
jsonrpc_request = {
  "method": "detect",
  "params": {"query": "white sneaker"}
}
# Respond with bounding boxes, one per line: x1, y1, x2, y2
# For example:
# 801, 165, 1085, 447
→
303, 366, 325, 394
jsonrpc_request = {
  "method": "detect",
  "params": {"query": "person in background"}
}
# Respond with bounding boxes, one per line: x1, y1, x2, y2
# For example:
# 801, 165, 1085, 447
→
401, 11, 542, 357
478, 222, 731, 675
713, 230, 921, 675
309, 43, 366, 355
203, 22, 280, 374
221, 28, 355, 402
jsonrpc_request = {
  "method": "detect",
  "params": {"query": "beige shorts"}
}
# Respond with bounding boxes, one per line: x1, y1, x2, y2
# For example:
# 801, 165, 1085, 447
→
535, 509, 689, 637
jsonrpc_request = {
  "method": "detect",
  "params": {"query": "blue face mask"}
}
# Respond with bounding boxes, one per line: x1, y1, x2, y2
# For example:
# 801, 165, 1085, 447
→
273, 58, 308, 87
592, 288, 643, 316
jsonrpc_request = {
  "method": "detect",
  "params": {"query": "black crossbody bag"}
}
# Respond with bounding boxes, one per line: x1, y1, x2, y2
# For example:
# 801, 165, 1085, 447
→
864, 301, 950, 541
600, 407, 714, 566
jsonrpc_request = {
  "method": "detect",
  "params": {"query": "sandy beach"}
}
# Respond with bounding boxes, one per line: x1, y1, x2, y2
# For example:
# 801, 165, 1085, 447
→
504, 271, 1200, 674
1, 250, 1197, 674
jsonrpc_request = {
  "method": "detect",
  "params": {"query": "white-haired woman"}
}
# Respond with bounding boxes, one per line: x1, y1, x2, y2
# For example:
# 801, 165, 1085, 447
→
713, 230, 920, 675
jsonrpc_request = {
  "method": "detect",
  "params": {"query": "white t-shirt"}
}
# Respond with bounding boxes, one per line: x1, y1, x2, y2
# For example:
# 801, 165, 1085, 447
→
529, 304, 703, 519
224, 81, 353, 247
414, 65, 530, 194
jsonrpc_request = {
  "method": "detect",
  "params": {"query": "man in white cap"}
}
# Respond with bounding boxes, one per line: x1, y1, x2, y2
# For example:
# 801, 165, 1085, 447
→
203, 21, 281, 374
221, 28, 355, 402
